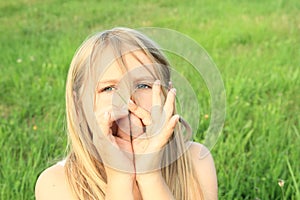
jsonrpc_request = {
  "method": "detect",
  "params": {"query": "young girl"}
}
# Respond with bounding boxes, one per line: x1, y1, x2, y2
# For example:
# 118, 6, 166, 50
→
35, 27, 218, 200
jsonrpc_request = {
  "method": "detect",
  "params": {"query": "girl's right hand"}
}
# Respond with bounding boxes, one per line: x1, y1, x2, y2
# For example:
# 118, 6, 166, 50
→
93, 111, 136, 175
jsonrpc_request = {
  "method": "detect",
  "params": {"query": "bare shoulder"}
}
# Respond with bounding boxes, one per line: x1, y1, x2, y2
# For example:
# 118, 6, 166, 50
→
188, 142, 213, 161
35, 162, 73, 200
188, 142, 218, 200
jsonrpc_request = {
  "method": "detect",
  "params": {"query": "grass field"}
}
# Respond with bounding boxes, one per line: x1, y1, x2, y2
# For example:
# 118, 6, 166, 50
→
1, 0, 299, 199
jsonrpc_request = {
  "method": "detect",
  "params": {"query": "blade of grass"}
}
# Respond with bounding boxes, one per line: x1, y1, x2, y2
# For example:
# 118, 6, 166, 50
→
286, 157, 300, 198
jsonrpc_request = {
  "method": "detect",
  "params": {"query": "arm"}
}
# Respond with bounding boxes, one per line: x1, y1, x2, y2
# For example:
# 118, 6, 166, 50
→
127, 81, 177, 199
136, 171, 175, 200
104, 168, 135, 200
189, 142, 218, 200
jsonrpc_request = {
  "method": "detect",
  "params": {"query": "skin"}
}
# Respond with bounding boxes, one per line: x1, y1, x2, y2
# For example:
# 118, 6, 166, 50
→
93, 51, 179, 199
35, 51, 218, 200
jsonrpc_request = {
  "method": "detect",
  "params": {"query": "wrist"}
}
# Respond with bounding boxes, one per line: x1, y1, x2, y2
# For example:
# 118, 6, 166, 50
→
105, 167, 135, 200
136, 170, 174, 199
136, 170, 163, 184
105, 166, 135, 182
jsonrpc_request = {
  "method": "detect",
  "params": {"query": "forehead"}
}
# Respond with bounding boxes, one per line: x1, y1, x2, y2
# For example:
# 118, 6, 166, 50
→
99, 50, 156, 81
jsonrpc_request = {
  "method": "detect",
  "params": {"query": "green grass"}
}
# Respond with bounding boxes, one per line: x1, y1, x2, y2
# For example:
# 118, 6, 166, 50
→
1, 0, 299, 199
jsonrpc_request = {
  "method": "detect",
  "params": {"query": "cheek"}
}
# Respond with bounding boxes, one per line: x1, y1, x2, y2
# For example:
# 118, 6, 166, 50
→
133, 90, 152, 112
94, 93, 112, 114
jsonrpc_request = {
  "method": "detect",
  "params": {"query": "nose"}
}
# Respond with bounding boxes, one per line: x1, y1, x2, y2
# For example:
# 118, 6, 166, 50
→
111, 89, 130, 121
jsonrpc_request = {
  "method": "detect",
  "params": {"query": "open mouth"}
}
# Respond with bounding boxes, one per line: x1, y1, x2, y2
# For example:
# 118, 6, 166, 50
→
112, 113, 145, 141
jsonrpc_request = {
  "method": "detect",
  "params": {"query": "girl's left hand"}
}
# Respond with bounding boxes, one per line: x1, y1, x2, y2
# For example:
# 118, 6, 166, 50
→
128, 80, 180, 173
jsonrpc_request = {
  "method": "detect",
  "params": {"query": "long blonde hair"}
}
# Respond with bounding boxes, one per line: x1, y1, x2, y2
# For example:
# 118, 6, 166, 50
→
65, 27, 203, 199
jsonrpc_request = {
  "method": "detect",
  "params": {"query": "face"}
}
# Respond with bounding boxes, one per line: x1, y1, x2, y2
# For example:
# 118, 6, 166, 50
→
94, 50, 159, 141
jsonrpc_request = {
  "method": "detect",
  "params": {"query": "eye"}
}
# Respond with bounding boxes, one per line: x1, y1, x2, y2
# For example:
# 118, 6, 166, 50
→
136, 83, 151, 89
100, 86, 117, 92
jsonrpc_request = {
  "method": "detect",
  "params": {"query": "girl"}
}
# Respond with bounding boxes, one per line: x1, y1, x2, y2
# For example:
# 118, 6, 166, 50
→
35, 27, 218, 200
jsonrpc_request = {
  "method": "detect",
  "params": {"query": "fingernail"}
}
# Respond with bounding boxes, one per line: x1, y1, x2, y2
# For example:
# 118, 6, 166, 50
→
154, 80, 161, 85
170, 88, 176, 95
174, 114, 180, 123
128, 99, 136, 108
168, 81, 173, 89
128, 99, 135, 106
104, 111, 109, 120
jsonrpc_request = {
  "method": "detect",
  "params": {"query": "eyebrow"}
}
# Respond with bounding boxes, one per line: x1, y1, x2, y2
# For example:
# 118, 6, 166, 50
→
132, 75, 156, 83
134, 74, 155, 80
98, 79, 119, 85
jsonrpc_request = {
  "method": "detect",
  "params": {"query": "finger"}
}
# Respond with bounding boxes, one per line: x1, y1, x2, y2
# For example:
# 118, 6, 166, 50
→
152, 80, 162, 106
151, 80, 162, 119
96, 111, 112, 137
93, 112, 116, 150
163, 88, 176, 120
168, 81, 173, 90
128, 100, 152, 126
160, 114, 180, 143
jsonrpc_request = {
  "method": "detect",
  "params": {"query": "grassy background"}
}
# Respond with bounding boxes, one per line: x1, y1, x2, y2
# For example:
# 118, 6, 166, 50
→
1, 0, 299, 199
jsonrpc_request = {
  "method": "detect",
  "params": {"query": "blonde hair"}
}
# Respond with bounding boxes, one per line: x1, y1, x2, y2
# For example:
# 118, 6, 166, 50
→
65, 27, 203, 199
